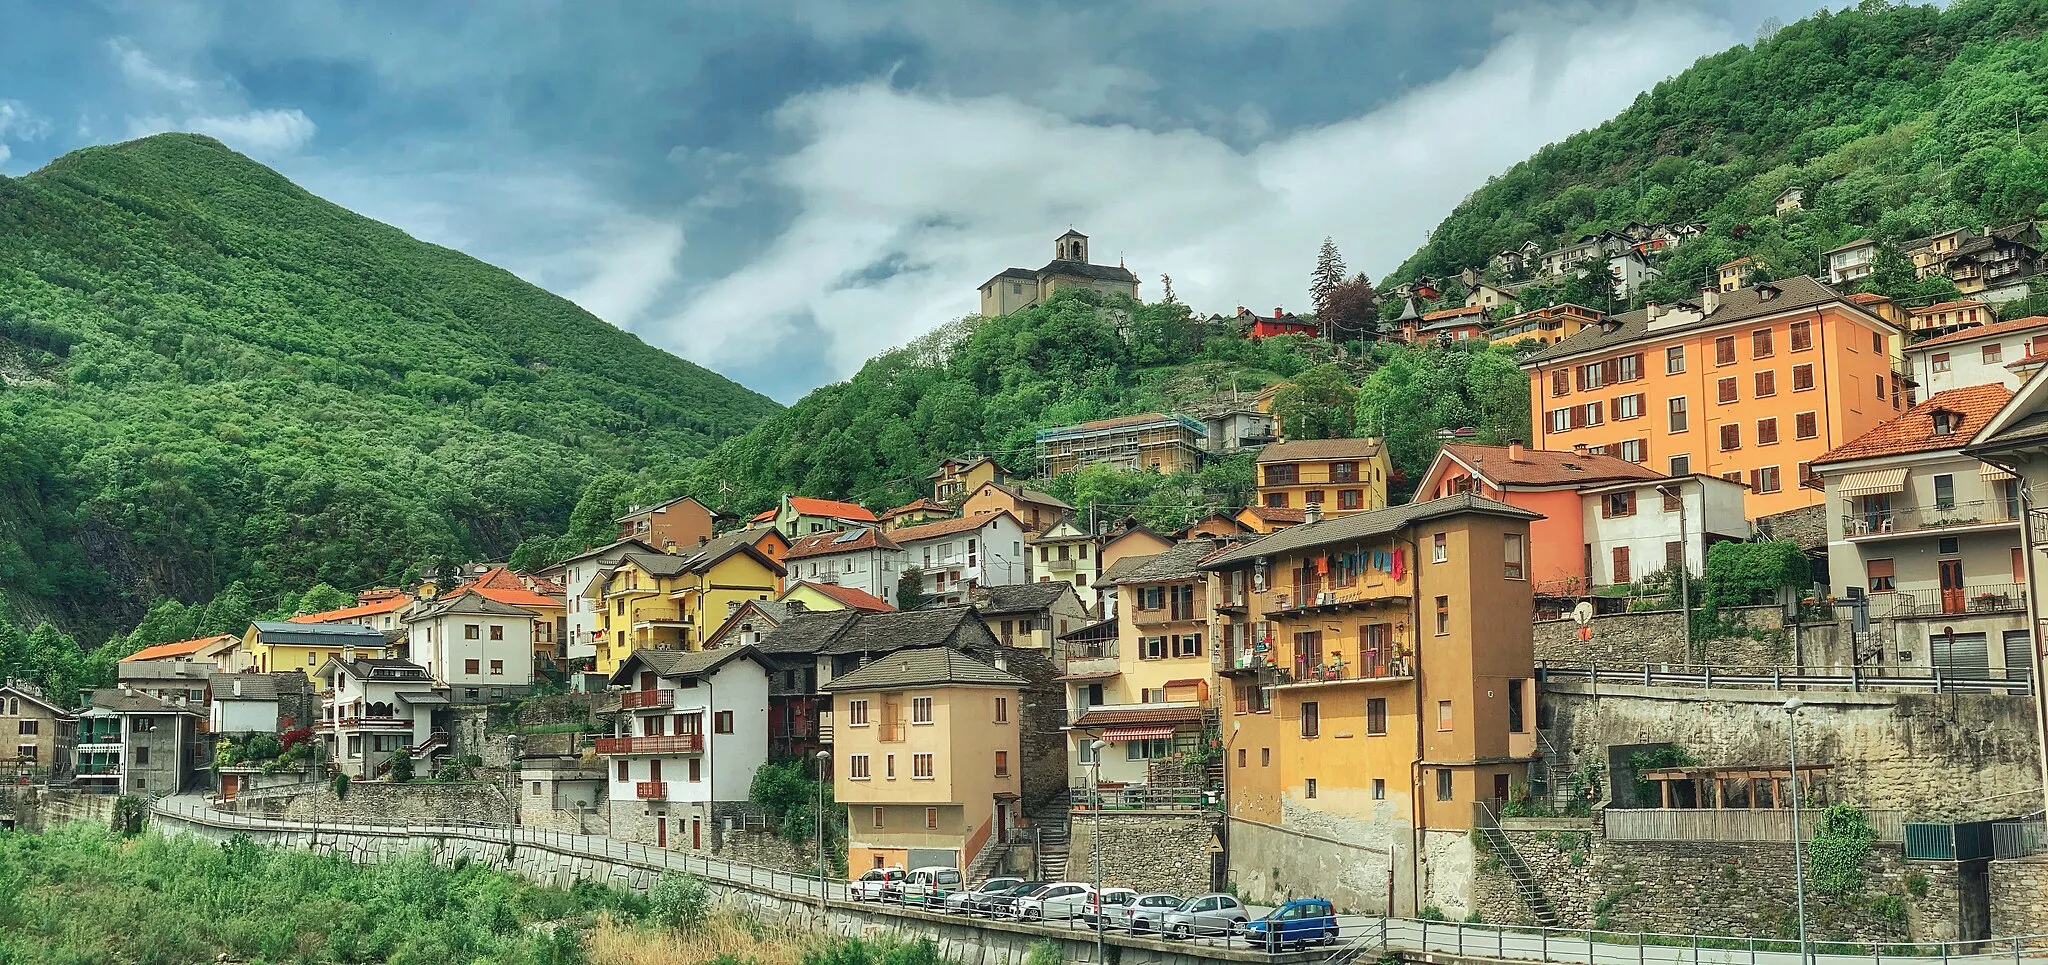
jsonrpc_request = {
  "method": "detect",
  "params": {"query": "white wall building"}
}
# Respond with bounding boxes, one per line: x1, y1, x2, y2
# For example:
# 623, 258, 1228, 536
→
1825, 239, 1879, 286
1906, 317, 2048, 396
1608, 251, 1662, 299
207, 673, 311, 734
551, 537, 659, 665
599, 647, 773, 852
1580, 474, 1753, 586
892, 511, 1030, 606
315, 657, 448, 779
784, 528, 905, 600
403, 591, 538, 702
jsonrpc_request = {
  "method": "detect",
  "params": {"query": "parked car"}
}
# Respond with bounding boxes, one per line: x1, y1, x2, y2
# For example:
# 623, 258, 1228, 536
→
1121, 892, 1184, 935
1086, 887, 1138, 927
944, 877, 1022, 915
901, 866, 964, 907
848, 867, 904, 902
1015, 882, 1093, 922
1161, 893, 1249, 939
1243, 898, 1339, 949
979, 880, 1048, 919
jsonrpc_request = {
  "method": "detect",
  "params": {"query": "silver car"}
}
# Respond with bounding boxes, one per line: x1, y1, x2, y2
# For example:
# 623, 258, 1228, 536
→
943, 876, 1022, 915
1161, 893, 1249, 940
1014, 882, 1093, 922
1121, 892, 1183, 935
1086, 887, 1138, 927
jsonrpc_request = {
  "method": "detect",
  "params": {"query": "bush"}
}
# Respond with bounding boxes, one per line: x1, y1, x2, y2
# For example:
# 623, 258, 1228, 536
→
333, 773, 351, 800
1808, 805, 1877, 897
1024, 941, 1063, 965
387, 750, 414, 783
650, 872, 711, 931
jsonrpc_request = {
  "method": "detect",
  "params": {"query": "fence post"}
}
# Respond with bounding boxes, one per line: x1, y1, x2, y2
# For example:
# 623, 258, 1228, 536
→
1854, 660, 1863, 692
1773, 667, 1781, 690
1643, 665, 1652, 687
1637, 931, 1645, 965
1703, 666, 1712, 689
1748, 936, 1756, 965
1541, 926, 1547, 963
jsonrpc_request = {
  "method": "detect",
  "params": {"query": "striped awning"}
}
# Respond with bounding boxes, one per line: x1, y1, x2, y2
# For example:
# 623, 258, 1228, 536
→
1980, 462, 2018, 480
1838, 467, 1908, 498
1101, 725, 1178, 742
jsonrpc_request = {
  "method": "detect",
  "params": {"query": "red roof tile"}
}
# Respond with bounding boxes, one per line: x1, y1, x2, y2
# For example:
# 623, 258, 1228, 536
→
1071, 705, 1206, 728
1437, 443, 1663, 488
1422, 305, 1487, 321
786, 528, 902, 560
889, 510, 1016, 543
790, 581, 896, 612
1813, 384, 2013, 464
1846, 292, 1890, 305
786, 497, 877, 522
1239, 506, 1306, 523
1908, 299, 1988, 316
1912, 316, 2048, 351
289, 595, 416, 623
878, 498, 951, 519
459, 585, 564, 609
122, 635, 234, 662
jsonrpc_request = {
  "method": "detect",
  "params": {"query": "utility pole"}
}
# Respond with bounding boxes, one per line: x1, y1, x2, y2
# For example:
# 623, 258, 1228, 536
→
1659, 481, 1693, 667
814, 749, 831, 916
1090, 738, 1107, 965
1785, 698, 1810, 965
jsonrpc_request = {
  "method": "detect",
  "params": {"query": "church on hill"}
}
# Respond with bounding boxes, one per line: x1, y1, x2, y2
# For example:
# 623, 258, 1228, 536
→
978, 230, 1140, 316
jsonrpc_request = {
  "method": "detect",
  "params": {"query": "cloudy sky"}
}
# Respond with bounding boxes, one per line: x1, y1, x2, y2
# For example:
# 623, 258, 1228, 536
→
2, 0, 1821, 402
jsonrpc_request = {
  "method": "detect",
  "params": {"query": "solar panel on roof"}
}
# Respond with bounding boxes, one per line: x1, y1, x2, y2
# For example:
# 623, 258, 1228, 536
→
831, 530, 864, 545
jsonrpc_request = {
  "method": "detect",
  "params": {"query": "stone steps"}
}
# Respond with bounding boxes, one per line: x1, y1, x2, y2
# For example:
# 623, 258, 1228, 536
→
1480, 824, 1559, 928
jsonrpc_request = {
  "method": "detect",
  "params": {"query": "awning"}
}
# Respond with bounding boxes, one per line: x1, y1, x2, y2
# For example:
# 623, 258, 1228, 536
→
1102, 725, 1179, 742
1980, 462, 2017, 481
1838, 467, 1907, 498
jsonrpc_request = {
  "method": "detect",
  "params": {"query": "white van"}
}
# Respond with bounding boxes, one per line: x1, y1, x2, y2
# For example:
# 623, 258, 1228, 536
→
901, 866, 964, 906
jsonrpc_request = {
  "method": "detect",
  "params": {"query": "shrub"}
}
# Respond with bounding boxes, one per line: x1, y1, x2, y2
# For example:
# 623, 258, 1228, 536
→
110, 795, 147, 836
1024, 941, 1064, 965
1905, 872, 1929, 898
650, 872, 711, 931
387, 750, 414, 783
333, 773, 351, 800
1807, 804, 1876, 897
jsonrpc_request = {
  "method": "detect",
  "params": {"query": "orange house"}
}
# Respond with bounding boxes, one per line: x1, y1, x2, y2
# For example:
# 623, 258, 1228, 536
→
1414, 442, 1662, 594
1521, 276, 1904, 517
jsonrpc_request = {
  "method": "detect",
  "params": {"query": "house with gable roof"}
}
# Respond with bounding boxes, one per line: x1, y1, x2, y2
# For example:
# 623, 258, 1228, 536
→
600, 646, 774, 851
960, 479, 1072, 535
591, 530, 787, 676
315, 656, 449, 779
1, 680, 73, 781
290, 589, 417, 632
616, 494, 720, 552
785, 527, 904, 600
890, 510, 1029, 606
402, 590, 539, 702
755, 495, 879, 538
1027, 513, 1100, 594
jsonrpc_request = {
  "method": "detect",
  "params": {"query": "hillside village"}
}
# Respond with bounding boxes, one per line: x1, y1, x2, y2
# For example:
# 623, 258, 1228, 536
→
8, 219, 2048, 944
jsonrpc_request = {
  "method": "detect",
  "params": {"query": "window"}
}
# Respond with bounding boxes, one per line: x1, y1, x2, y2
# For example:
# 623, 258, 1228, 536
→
1367, 698, 1387, 735
913, 753, 934, 779
1866, 558, 1895, 593
1932, 352, 1951, 373
1755, 370, 1776, 397
1934, 473, 1956, 510
848, 700, 870, 726
1616, 394, 1643, 420
1790, 320, 1812, 351
1549, 408, 1571, 433
994, 751, 1009, 777
1752, 466, 1781, 494
1551, 369, 1570, 397
489, 659, 504, 675
1940, 536, 1959, 554
1612, 546, 1632, 583
1141, 636, 1168, 660
1434, 596, 1450, 635
1793, 363, 1814, 391
465, 624, 481, 640
1305, 489, 1326, 507
1757, 417, 1779, 445
18, 719, 37, 735
872, 807, 885, 828
1666, 541, 1683, 571
135, 746, 149, 766
887, 755, 896, 778
1874, 330, 1886, 353
1578, 362, 1605, 391
1795, 412, 1818, 439
1237, 748, 1246, 768
617, 760, 629, 781
994, 697, 1008, 723
1986, 343, 2004, 364
1300, 701, 1320, 738
1715, 336, 1736, 366
1717, 377, 1738, 404
1616, 439, 1644, 463
1436, 700, 1453, 731
1432, 533, 1448, 563
1172, 633, 1204, 658
1752, 328, 1774, 358
465, 659, 480, 675
1669, 454, 1691, 476
489, 625, 504, 641
1261, 748, 1271, 767
1720, 424, 1740, 451
1581, 401, 1604, 426
1504, 533, 1525, 580
1617, 354, 1642, 382
1602, 491, 1637, 518
1373, 779, 1387, 800
715, 710, 733, 734
2016, 546, 2028, 583
1339, 489, 1363, 511
912, 696, 933, 724
1305, 778, 1318, 799
1665, 345, 1686, 374
1933, 411, 1962, 437
1437, 769, 1454, 801
1668, 397, 1688, 433
689, 758, 702, 782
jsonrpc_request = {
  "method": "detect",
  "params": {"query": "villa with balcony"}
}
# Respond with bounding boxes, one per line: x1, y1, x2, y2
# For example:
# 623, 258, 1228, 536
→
600, 646, 771, 852
1813, 385, 2034, 679
314, 657, 449, 779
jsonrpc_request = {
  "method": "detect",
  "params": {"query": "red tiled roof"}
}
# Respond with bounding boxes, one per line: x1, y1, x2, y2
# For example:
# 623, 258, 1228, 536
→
786, 497, 877, 522
459, 585, 564, 610
889, 510, 1015, 543
878, 498, 950, 519
1438, 443, 1662, 488
1846, 292, 1890, 305
472, 566, 529, 591
752, 509, 775, 523
1422, 305, 1487, 321
1813, 385, 2013, 464
790, 581, 896, 612
1913, 316, 2048, 350
786, 528, 902, 560
1908, 299, 1988, 316
289, 595, 416, 623
1239, 506, 1306, 523
1256, 438, 1383, 463
122, 634, 234, 662
1071, 705, 1206, 728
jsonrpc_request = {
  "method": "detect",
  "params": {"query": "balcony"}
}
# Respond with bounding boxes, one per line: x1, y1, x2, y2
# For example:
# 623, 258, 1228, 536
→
1042, 555, 1079, 574
1269, 654, 1415, 690
635, 781, 669, 801
1063, 641, 1119, 678
1843, 501, 2019, 541
1870, 583, 2028, 620
595, 734, 704, 755
1269, 586, 1410, 617
878, 722, 907, 743
319, 714, 414, 732
620, 689, 675, 711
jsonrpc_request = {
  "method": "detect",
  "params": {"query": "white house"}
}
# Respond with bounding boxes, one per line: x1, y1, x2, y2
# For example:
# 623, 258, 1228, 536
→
207, 672, 313, 734
784, 528, 905, 600
550, 537, 659, 670
1906, 316, 2048, 395
890, 510, 1030, 606
1580, 474, 1752, 586
315, 657, 449, 779
1824, 239, 1879, 286
402, 591, 538, 702
1608, 250, 1662, 299
599, 647, 773, 852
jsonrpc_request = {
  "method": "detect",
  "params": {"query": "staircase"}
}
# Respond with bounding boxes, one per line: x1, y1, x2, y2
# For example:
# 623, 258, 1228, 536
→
1028, 790, 1073, 880
964, 833, 1010, 885
1477, 822, 1559, 927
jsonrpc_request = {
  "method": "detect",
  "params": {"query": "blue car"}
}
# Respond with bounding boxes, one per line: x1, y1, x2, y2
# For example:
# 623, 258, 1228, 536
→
1242, 898, 1338, 950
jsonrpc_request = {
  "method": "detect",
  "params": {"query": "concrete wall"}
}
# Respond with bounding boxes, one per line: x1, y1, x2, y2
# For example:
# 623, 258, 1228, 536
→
1067, 810, 1219, 897
1227, 816, 1407, 915
1544, 683, 2042, 820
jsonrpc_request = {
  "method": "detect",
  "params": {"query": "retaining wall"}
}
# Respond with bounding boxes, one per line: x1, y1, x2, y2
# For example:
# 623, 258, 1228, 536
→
1067, 809, 1220, 897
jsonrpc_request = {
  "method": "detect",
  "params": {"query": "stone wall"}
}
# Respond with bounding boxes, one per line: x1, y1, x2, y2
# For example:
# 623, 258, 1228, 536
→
1421, 829, 1478, 921
448, 706, 515, 770
1067, 810, 1219, 897
1534, 605, 1851, 670
1989, 855, 2048, 937
233, 780, 517, 826
1226, 816, 1405, 915
35, 789, 117, 828
1543, 683, 2042, 820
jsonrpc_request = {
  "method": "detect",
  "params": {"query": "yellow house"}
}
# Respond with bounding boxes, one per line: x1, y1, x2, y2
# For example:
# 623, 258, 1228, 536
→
826, 647, 1025, 874
592, 530, 786, 677
929, 457, 1011, 505
241, 621, 392, 683
1202, 494, 1539, 915
959, 480, 1072, 535
1071, 539, 1230, 791
778, 581, 898, 614
1254, 438, 1392, 515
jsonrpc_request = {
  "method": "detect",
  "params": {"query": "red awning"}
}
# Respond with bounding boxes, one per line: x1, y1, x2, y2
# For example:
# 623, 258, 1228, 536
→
1101, 725, 1178, 742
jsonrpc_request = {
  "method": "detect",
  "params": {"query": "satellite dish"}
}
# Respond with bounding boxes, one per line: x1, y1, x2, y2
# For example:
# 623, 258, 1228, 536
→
1570, 601, 1595, 626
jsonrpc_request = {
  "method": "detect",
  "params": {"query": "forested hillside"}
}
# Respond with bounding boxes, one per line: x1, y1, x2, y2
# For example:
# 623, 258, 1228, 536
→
0, 133, 777, 632
1396, 0, 2048, 301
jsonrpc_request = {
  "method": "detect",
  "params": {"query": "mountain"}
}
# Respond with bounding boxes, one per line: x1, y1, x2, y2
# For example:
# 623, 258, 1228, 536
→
1393, 0, 2048, 304
0, 133, 778, 631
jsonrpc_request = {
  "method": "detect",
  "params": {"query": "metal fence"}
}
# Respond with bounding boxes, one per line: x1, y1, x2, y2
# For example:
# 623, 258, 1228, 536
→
1991, 815, 2047, 860
1537, 662, 2035, 695
1605, 809, 1906, 844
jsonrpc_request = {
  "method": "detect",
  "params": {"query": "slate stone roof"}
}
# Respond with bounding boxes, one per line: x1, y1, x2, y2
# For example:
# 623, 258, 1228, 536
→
1522, 276, 1855, 366
1037, 259, 1138, 283
1097, 539, 1232, 586
753, 607, 994, 658
207, 672, 312, 700
972, 582, 1072, 614
251, 621, 389, 646
753, 611, 863, 656
1201, 493, 1540, 570
412, 592, 538, 621
611, 646, 768, 685
819, 646, 1025, 692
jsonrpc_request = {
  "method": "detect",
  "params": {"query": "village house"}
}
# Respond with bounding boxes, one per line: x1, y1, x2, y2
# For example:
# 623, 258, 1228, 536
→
120, 634, 239, 670
1234, 505, 1307, 535
290, 589, 417, 632
756, 495, 879, 538
827, 646, 1026, 874
1028, 514, 1099, 593
315, 656, 448, 780
616, 495, 719, 551
891, 510, 1030, 606
548, 537, 661, 684
1492, 240, 1542, 277
780, 581, 897, 614
1255, 438, 1393, 515
952, 582, 1092, 654
591, 531, 786, 676
1036, 413, 1206, 477
701, 599, 797, 651
1538, 231, 1630, 279
930, 457, 1012, 506
208, 672, 315, 736
1607, 249, 1662, 299
1522, 276, 1906, 516
1465, 282, 1515, 312
1236, 306, 1319, 339
1717, 257, 1754, 292
1774, 186, 1806, 215
1415, 305, 1491, 342
1907, 299, 1991, 339
878, 498, 955, 530
0, 680, 73, 780
402, 591, 539, 702
1489, 303, 1600, 347
1824, 239, 1879, 287
599, 647, 772, 852
1907, 222, 2043, 299
456, 567, 569, 673
1907, 316, 2048, 394
785, 528, 904, 601
1815, 385, 2029, 677
76, 686, 207, 795
978, 230, 1140, 316
240, 621, 392, 681
1196, 405, 1278, 455
960, 480, 1072, 535
1203, 495, 1540, 915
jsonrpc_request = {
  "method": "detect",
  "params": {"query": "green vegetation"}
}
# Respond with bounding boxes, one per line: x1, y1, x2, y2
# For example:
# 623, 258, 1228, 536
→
1808, 804, 1879, 897
1395, 0, 2048, 305
0, 132, 776, 633
650, 872, 713, 931
749, 759, 846, 875
1627, 745, 1700, 805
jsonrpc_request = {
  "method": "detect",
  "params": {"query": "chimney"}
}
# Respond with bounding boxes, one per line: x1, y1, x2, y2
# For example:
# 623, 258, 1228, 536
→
232, 678, 242, 698
727, 600, 743, 617
787, 600, 808, 613
1274, 307, 1284, 319
1699, 285, 1721, 315
1507, 441, 1526, 462
342, 645, 356, 665
1304, 501, 1324, 525
1644, 301, 1661, 320
1572, 443, 1590, 458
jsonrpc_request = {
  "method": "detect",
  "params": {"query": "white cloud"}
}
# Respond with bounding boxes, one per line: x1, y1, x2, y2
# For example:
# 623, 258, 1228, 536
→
108, 38, 202, 94
639, 2, 1740, 381
565, 219, 687, 324
124, 109, 317, 156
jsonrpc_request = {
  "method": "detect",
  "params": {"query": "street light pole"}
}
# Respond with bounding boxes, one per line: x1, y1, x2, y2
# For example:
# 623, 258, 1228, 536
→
1658, 481, 1692, 667
1784, 697, 1809, 965
1091, 738, 1107, 965
815, 749, 831, 917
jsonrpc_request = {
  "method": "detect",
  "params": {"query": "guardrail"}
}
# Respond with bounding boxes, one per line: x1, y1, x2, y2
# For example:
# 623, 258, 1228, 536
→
144, 798, 2048, 964
1537, 661, 2035, 695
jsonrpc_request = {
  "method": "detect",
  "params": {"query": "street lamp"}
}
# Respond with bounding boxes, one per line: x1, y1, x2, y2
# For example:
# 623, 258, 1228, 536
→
1783, 697, 1809, 965
814, 749, 832, 916
1090, 738, 1107, 965
1656, 482, 1693, 666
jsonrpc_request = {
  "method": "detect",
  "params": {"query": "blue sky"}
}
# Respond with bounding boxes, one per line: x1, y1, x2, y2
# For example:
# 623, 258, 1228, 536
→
0, 0, 1822, 402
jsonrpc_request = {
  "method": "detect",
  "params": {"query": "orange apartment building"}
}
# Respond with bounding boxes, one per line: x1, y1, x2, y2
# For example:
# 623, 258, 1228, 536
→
1203, 494, 1540, 915
1488, 303, 1600, 347
1522, 276, 1906, 517
1413, 442, 1662, 593
1255, 439, 1393, 515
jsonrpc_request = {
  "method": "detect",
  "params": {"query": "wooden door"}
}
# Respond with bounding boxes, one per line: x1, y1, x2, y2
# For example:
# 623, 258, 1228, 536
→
1492, 774, 1511, 811
1940, 559, 1966, 614
657, 817, 668, 849
691, 818, 702, 849
994, 802, 1008, 842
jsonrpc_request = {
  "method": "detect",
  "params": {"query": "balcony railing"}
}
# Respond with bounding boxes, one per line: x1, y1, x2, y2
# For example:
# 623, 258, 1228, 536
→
1870, 583, 2028, 620
1256, 653, 1415, 688
594, 734, 704, 755
620, 689, 676, 710
1042, 556, 1078, 573
878, 722, 907, 743
1844, 501, 2018, 538
635, 781, 668, 801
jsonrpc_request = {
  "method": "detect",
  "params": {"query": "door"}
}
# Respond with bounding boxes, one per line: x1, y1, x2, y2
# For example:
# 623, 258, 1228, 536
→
2003, 630, 2034, 688
1931, 630, 1991, 681
691, 818, 702, 849
656, 817, 668, 849
994, 801, 1008, 842
220, 774, 239, 801
1493, 774, 1511, 812
1940, 559, 1966, 614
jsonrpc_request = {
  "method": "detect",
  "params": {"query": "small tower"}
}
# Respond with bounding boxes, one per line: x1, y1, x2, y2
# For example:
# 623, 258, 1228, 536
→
1055, 229, 1089, 264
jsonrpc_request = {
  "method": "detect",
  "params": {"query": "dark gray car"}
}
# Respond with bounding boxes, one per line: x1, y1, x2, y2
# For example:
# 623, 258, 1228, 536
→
944, 876, 1022, 915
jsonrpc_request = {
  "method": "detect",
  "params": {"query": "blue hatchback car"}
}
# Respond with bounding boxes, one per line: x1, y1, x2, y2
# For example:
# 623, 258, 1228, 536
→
1242, 898, 1339, 950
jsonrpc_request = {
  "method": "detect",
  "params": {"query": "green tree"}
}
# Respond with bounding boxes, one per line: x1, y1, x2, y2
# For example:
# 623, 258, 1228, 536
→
1271, 364, 1358, 440
294, 584, 354, 617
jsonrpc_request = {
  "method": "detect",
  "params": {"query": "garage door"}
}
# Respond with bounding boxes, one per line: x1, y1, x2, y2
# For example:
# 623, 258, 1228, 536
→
2003, 630, 2033, 686
1930, 630, 1990, 679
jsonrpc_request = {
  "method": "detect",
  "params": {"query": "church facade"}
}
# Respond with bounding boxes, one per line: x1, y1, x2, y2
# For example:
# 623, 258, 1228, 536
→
978, 230, 1140, 316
